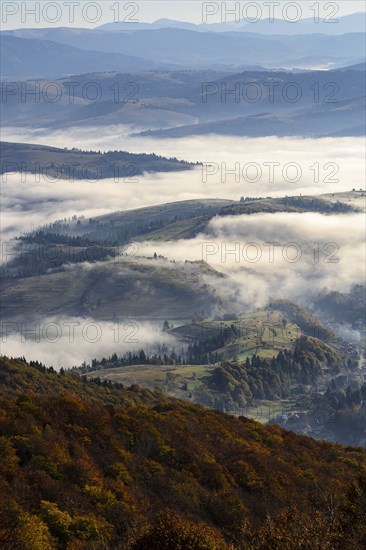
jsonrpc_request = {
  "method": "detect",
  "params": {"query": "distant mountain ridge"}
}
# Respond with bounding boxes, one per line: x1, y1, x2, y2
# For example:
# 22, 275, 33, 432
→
2, 26, 364, 77
137, 96, 366, 138
98, 13, 366, 35
1, 68, 364, 137
0, 34, 171, 80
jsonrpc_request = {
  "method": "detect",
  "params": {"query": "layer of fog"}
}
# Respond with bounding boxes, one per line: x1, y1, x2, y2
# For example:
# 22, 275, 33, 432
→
1, 316, 179, 369
1, 129, 364, 366
1, 128, 365, 239
137, 212, 366, 310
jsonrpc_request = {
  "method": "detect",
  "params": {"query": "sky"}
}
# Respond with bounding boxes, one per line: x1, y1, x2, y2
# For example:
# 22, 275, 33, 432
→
1, 0, 365, 29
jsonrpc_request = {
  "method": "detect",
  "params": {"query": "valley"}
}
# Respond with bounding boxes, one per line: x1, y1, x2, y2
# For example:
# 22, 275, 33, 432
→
0, 9, 365, 548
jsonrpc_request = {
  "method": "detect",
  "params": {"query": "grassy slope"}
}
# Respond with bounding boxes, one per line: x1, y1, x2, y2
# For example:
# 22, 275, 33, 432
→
85, 306, 344, 414
170, 310, 302, 361
85, 308, 320, 400
0, 259, 222, 321
86, 363, 215, 399
38, 193, 360, 244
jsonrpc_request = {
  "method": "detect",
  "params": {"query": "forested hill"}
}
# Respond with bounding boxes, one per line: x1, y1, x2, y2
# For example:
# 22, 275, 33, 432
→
1, 356, 366, 549
0, 141, 198, 180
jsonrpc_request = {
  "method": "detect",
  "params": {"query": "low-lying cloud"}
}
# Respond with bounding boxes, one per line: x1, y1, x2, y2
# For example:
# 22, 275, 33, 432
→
1, 129, 364, 240
1, 316, 178, 369
137, 212, 366, 309
1, 129, 364, 366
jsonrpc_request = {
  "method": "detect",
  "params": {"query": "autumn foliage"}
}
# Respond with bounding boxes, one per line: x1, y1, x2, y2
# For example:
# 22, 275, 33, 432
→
0, 357, 365, 549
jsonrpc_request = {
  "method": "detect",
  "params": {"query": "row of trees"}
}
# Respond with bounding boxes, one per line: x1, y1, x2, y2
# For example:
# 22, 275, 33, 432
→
85, 324, 242, 372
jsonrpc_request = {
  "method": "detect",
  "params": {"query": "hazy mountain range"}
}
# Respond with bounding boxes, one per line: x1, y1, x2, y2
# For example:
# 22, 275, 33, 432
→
2, 22, 365, 79
138, 97, 366, 139
2, 67, 364, 137
98, 13, 366, 34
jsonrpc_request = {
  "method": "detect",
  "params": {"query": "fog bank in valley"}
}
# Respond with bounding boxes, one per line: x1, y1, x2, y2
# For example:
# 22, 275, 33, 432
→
1, 129, 364, 239
138, 212, 366, 308
1, 317, 178, 370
